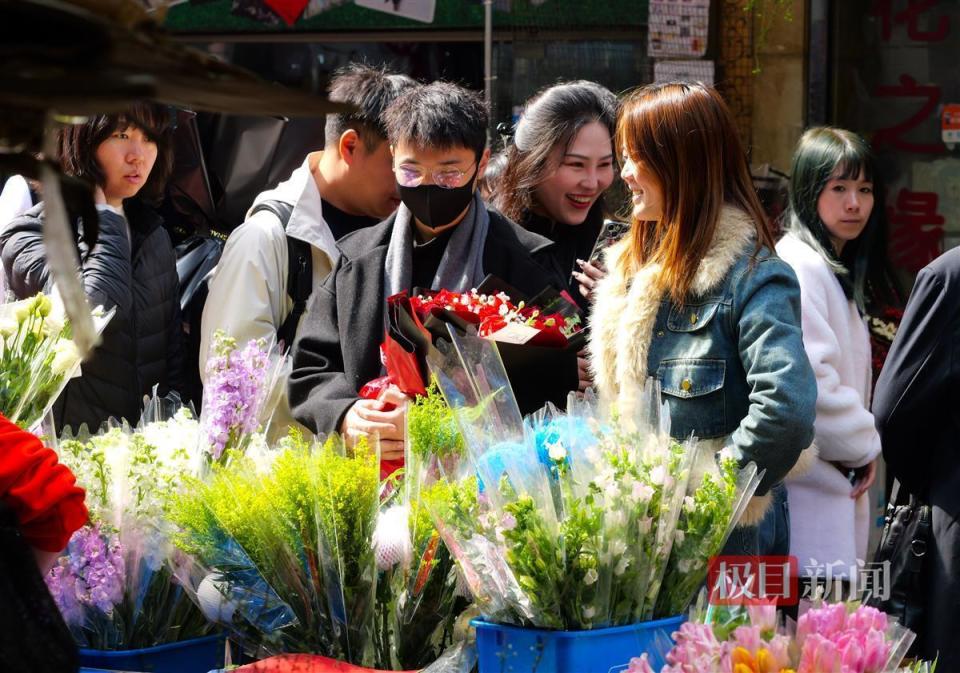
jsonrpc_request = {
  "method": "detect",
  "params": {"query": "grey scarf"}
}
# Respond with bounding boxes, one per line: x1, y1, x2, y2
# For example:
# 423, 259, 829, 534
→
384, 191, 489, 299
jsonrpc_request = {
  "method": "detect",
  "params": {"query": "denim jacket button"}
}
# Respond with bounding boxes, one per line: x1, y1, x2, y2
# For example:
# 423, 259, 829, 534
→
690, 313, 698, 324
681, 378, 692, 392
657, 330, 665, 338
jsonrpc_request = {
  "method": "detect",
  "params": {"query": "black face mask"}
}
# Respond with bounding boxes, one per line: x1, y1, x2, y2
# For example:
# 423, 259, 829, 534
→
398, 172, 478, 229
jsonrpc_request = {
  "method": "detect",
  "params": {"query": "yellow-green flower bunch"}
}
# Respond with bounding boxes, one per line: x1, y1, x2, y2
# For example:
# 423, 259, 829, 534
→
169, 431, 380, 663
372, 381, 471, 669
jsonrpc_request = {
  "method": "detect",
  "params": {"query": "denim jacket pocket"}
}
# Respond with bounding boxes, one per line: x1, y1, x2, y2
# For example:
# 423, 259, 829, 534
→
666, 301, 722, 333
657, 358, 727, 438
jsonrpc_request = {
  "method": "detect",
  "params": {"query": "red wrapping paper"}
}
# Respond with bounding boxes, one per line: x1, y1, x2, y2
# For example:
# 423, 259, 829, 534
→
234, 653, 418, 673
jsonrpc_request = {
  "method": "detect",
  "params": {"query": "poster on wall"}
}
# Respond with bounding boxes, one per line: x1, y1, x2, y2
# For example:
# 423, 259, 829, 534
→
654, 59, 714, 85
648, 0, 710, 58
354, 0, 436, 23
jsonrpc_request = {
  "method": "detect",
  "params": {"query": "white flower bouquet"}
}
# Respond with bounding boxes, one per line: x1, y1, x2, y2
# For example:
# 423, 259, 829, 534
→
423, 331, 762, 630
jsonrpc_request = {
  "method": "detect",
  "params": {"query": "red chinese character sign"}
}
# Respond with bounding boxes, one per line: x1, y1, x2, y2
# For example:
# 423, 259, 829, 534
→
888, 188, 946, 272
863, 1, 957, 273
873, 75, 946, 155
871, 0, 950, 42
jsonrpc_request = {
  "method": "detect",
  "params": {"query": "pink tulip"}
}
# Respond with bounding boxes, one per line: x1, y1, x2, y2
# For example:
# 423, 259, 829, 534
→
798, 603, 847, 643
731, 625, 763, 654
846, 606, 888, 635
747, 601, 778, 632
627, 655, 657, 673
798, 633, 839, 673
862, 629, 891, 672
765, 634, 793, 671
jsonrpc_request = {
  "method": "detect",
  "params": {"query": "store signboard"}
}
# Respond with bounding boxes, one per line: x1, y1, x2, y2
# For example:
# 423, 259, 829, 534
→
354, 0, 435, 24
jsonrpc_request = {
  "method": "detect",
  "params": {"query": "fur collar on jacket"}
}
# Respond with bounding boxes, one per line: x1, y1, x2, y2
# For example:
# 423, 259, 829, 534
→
588, 205, 756, 404
587, 206, 817, 528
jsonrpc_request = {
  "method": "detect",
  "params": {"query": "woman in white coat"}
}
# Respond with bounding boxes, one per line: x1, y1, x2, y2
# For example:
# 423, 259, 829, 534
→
776, 127, 901, 596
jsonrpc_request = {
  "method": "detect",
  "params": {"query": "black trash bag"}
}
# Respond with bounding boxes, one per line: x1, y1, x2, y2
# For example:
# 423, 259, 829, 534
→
174, 234, 224, 410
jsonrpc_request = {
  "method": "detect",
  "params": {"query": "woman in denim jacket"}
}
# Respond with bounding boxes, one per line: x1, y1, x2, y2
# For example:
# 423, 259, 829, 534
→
587, 82, 818, 555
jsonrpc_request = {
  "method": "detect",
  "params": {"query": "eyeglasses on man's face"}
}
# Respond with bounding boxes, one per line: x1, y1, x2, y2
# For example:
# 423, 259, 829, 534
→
394, 162, 477, 189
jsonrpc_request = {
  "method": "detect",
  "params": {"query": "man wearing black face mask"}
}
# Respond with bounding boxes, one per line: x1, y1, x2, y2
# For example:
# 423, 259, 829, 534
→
289, 81, 576, 448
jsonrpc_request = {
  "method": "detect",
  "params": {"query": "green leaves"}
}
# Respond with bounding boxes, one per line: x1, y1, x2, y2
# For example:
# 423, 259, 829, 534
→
407, 380, 464, 462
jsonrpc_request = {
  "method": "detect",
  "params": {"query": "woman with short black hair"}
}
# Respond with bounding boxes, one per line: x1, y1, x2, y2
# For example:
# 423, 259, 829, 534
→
0, 102, 182, 433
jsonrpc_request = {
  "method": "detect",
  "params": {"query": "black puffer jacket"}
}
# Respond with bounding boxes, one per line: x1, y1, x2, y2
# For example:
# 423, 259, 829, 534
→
0, 199, 182, 432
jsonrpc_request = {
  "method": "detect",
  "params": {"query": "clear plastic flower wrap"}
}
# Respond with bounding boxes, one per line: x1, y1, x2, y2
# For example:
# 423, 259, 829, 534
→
628, 595, 919, 673
424, 329, 763, 630
47, 401, 212, 649
0, 292, 113, 430
169, 431, 382, 664
651, 447, 761, 619
372, 380, 472, 670
199, 330, 287, 463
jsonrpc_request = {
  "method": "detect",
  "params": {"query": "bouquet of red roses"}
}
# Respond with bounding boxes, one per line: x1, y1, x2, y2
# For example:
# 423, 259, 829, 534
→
409, 288, 582, 349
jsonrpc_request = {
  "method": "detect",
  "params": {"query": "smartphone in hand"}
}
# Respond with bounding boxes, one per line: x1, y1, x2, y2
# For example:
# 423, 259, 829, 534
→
588, 219, 630, 266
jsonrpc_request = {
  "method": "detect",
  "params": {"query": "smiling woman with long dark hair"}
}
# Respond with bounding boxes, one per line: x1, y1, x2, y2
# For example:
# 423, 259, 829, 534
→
491, 81, 620, 310
0, 102, 181, 433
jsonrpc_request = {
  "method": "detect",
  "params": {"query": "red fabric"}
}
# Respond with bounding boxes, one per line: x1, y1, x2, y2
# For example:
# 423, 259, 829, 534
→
0, 414, 88, 551
262, 0, 308, 25
235, 654, 417, 672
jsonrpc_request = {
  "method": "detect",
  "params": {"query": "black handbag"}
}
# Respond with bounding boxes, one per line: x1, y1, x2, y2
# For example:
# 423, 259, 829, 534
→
0, 501, 79, 673
865, 479, 930, 652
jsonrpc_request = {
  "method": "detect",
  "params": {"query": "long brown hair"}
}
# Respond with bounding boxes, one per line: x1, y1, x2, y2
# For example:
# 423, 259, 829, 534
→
616, 82, 773, 304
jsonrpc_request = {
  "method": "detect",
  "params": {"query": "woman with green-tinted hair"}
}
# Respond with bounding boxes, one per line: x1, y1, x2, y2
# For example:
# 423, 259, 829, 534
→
775, 127, 901, 598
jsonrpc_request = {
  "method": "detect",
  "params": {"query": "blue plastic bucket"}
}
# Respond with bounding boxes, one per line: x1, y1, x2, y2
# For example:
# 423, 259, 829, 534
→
78, 633, 226, 673
473, 615, 684, 673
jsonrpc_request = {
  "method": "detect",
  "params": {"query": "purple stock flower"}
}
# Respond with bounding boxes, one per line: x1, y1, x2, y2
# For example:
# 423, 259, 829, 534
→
202, 333, 271, 459
45, 523, 125, 622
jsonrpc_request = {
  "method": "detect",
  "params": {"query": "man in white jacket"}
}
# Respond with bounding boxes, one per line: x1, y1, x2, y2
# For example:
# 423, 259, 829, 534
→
200, 64, 416, 437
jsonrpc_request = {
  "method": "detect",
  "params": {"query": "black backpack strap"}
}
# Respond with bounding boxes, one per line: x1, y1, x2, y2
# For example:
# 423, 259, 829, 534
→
251, 200, 312, 349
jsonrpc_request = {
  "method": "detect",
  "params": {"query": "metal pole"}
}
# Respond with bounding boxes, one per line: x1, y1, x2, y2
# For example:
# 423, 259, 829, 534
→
484, 0, 493, 137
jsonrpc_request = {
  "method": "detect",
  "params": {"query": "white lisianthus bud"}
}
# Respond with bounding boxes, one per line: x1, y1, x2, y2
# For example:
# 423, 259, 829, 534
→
583, 568, 598, 586
51, 340, 80, 377
14, 301, 32, 324
649, 465, 666, 485
614, 556, 629, 576
610, 539, 627, 557
373, 505, 413, 571
0, 318, 18, 339
632, 481, 654, 503
583, 606, 596, 619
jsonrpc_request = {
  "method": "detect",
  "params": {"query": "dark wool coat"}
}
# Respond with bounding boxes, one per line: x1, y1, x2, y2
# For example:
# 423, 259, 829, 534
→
520, 205, 604, 313
289, 207, 577, 435
873, 246, 960, 668
1, 200, 182, 432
